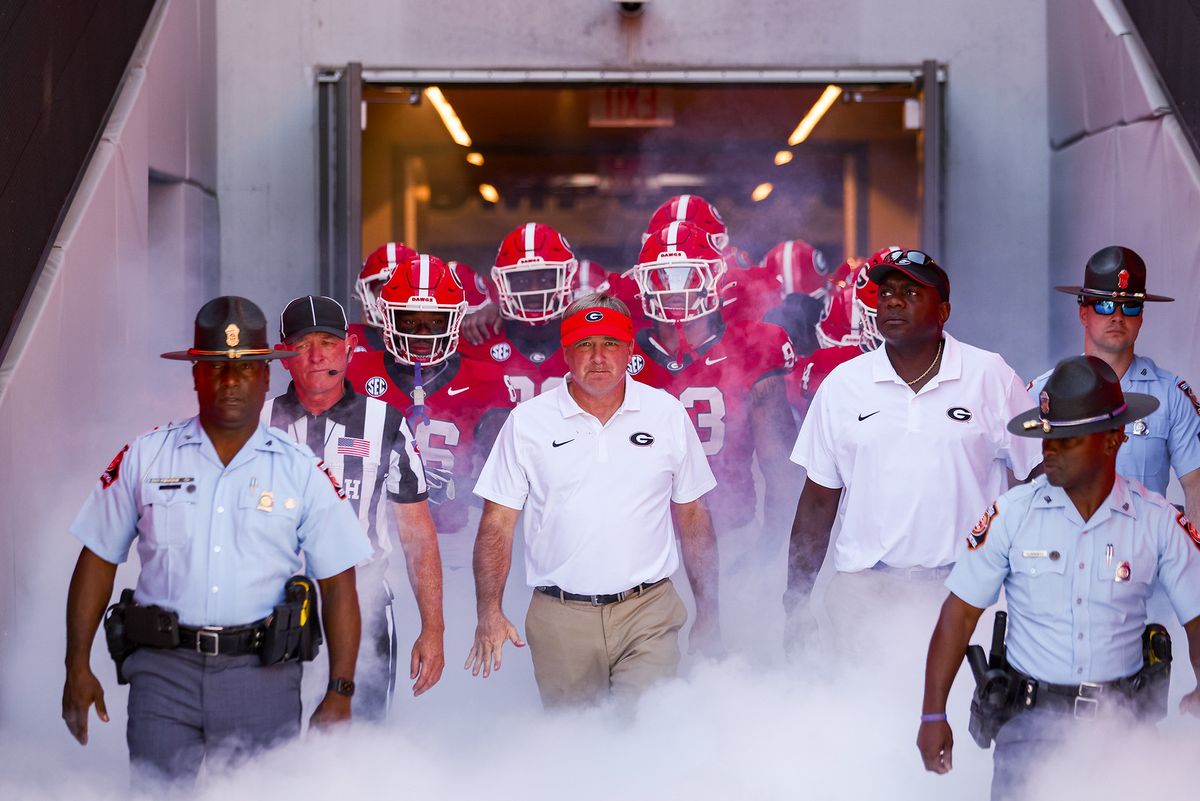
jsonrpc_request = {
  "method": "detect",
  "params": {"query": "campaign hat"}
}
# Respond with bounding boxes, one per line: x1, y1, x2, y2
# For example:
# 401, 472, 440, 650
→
1008, 355, 1158, 439
161, 296, 298, 361
1053, 246, 1173, 302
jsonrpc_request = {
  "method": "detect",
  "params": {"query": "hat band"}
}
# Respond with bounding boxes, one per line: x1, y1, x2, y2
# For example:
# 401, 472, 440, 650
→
1022, 402, 1128, 432
560, 307, 634, 348
187, 348, 275, 359
1082, 289, 1146, 299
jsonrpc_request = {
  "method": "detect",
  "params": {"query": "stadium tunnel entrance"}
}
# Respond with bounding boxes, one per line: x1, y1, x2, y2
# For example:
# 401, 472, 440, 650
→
318, 66, 944, 308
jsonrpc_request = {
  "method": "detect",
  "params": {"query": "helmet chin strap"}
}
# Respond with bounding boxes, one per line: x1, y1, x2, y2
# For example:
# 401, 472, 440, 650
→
405, 359, 431, 429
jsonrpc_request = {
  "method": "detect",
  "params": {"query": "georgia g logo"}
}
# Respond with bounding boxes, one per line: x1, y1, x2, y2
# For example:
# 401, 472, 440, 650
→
947, 407, 972, 422
629, 431, 655, 447
584, 310, 604, 322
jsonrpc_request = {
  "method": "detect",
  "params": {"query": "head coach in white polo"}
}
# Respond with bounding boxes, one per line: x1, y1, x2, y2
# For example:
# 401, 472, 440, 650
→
466, 292, 722, 706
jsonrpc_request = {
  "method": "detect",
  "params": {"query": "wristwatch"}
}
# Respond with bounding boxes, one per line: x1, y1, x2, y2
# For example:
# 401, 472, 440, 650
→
328, 677, 356, 697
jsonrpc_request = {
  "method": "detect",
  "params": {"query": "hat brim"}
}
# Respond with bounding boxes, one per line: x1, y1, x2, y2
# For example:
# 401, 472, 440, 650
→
160, 349, 298, 362
1007, 392, 1160, 438
1053, 285, 1174, 302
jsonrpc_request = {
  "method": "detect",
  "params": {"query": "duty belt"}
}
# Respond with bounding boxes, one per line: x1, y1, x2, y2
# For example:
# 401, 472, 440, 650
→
535, 578, 668, 606
1018, 675, 1136, 720
177, 622, 266, 656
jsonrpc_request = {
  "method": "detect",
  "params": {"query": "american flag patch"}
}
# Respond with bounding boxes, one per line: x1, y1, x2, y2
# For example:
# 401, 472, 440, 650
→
336, 437, 371, 458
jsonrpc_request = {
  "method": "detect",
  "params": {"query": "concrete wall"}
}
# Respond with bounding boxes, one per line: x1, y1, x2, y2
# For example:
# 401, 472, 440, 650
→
216, 0, 1051, 379
0, 0, 217, 738
1047, 0, 1200, 388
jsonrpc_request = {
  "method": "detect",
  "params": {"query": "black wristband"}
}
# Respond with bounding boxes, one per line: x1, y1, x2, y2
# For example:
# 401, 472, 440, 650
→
328, 677, 355, 697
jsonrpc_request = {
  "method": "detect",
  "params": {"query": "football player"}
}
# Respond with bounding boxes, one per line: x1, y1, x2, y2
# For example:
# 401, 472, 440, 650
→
629, 220, 799, 545
456, 222, 578, 402
347, 253, 515, 535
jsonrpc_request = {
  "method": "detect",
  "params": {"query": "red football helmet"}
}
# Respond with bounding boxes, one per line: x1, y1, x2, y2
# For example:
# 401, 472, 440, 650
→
763, 239, 832, 298
571, 259, 609, 300
491, 223, 578, 323
633, 221, 724, 323
815, 260, 878, 351
642, 194, 730, 253
358, 242, 419, 328
449, 260, 496, 312
378, 254, 467, 366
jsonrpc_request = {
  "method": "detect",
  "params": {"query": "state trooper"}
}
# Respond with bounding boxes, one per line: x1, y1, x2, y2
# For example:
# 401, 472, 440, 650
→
62, 297, 372, 785
918, 355, 1200, 801
1030, 246, 1200, 521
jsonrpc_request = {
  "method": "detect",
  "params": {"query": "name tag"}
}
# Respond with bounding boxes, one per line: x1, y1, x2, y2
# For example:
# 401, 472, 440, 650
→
1022, 550, 1049, 558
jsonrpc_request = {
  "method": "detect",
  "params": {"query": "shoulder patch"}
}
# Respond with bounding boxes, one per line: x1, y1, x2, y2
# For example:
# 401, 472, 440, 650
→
316, 458, 348, 500
1176, 511, 1200, 552
1177, 380, 1200, 417
966, 503, 999, 551
100, 445, 129, 489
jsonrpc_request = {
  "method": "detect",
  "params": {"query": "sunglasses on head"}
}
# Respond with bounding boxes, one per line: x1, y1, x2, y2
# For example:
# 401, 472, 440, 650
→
884, 249, 940, 269
1084, 298, 1144, 317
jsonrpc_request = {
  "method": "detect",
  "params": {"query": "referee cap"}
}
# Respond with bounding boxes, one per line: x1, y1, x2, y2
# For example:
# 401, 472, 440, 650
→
280, 295, 350, 343
162, 296, 297, 362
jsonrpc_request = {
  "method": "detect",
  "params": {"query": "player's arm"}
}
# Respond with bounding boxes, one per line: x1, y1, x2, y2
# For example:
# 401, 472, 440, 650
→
750, 372, 801, 531
918, 593, 985, 775
62, 547, 117, 745
465, 500, 525, 677
674, 495, 723, 657
392, 500, 445, 696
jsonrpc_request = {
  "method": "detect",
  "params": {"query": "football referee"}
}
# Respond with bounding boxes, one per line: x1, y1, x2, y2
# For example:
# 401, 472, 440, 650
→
264, 295, 444, 715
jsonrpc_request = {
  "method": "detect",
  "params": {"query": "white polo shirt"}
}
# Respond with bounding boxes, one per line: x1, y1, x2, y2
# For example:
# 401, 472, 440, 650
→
474, 373, 716, 594
790, 333, 1042, 572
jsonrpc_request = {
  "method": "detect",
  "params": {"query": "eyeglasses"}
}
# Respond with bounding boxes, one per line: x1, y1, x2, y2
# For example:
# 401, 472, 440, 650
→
1084, 298, 1144, 317
883, 249, 940, 269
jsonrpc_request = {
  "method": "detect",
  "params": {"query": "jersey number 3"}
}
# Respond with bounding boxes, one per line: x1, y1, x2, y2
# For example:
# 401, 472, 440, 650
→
679, 386, 726, 456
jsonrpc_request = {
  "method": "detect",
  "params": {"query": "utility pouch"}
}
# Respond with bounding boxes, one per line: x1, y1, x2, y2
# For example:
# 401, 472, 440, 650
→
123, 597, 180, 649
966, 612, 1023, 748
102, 589, 137, 685
260, 575, 323, 665
1128, 623, 1171, 722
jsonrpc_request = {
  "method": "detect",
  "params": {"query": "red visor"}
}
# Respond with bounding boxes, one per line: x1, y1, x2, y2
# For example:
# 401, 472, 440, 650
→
560, 307, 634, 347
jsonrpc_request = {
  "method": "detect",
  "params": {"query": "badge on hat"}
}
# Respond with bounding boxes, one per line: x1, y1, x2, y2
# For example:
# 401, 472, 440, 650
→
226, 324, 240, 347
1117, 269, 1130, 290
1039, 390, 1050, 416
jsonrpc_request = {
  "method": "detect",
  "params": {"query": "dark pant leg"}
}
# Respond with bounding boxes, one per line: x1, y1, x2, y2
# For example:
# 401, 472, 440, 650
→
124, 648, 206, 788
354, 576, 396, 722
991, 709, 1070, 801
202, 654, 302, 770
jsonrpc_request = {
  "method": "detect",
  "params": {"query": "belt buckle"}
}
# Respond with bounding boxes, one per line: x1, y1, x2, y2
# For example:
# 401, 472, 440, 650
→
590, 594, 604, 607
1074, 682, 1102, 719
196, 628, 221, 656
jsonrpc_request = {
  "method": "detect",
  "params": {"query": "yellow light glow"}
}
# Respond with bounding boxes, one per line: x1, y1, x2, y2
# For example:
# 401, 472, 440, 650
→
774, 150, 794, 166
751, 182, 774, 202
424, 86, 473, 147
787, 85, 842, 146
479, 183, 500, 203
466, 152, 485, 166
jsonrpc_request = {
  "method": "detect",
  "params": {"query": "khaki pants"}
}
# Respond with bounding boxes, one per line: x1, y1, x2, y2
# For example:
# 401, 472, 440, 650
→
819, 566, 953, 659
524, 579, 688, 708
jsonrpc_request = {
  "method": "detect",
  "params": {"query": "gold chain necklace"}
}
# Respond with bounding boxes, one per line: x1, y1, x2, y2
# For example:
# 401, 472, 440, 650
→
906, 338, 944, 387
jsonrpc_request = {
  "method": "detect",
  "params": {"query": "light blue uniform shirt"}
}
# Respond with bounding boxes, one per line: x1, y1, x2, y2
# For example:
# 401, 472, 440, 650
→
947, 474, 1200, 684
1030, 355, 1200, 495
69, 417, 373, 627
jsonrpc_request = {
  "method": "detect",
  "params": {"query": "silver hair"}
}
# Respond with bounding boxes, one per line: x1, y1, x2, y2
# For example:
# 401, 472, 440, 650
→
563, 292, 630, 319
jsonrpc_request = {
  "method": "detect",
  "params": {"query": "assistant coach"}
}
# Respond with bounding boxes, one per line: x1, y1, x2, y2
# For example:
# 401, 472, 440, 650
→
466, 292, 722, 706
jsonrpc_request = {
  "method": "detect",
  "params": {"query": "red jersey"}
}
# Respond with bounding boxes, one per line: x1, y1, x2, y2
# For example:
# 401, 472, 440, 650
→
718, 268, 783, 325
347, 346, 515, 534
786, 345, 863, 419
630, 318, 795, 528
457, 319, 569, 403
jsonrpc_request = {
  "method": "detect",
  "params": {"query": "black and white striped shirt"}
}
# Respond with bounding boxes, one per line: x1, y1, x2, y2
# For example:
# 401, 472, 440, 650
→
262, 381, 427, 561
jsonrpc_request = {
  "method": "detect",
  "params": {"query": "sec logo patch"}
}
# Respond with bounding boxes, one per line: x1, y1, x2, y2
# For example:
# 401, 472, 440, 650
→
365, 376, 388, 397
490, 343, 512, 362
627, 355, 645, 376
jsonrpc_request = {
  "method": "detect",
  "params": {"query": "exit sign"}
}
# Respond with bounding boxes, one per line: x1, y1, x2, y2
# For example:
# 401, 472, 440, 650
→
589, 87, 674, 128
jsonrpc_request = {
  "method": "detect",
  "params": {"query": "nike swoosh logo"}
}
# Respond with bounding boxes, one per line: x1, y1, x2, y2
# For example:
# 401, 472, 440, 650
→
858, 411, 880, 421
705, 356, 727, 366
552, 439, 574, 448
446, 387, 470, 396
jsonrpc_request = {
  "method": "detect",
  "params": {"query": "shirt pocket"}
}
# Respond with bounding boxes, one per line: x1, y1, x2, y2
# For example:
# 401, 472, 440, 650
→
236, 488, 301, 562
138, 486, 196, 548
1009, 550, 1068, 608
1121, 426, 1169, 490
1093, 544, 1155, 621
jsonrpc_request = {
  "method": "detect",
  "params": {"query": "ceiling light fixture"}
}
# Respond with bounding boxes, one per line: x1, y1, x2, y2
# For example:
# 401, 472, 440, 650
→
466, 152, 485, 166
787, 85, 842, 146
479, 183, 499, 203
424, 86, 473, 147
751, 182, 774, 202
774, 150, 794, 166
